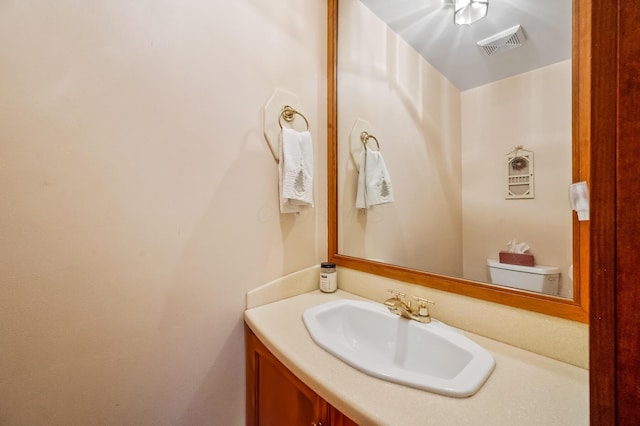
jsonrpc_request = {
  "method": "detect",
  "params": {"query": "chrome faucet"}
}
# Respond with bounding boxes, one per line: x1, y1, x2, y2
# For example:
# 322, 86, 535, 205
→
383, 290, 434, 324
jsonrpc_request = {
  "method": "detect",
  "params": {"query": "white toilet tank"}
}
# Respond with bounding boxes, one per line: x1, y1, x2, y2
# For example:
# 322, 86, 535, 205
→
486, 259, 560, 295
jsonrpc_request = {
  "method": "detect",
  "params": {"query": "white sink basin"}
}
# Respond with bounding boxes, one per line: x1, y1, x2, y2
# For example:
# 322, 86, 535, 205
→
302, 299, 495, 397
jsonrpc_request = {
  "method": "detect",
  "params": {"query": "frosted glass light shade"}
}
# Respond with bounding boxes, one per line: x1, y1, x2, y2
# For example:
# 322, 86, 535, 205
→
454, 0, 488, 25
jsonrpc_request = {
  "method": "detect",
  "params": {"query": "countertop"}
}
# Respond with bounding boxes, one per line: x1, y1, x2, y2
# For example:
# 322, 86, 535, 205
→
244, 289, 589, 426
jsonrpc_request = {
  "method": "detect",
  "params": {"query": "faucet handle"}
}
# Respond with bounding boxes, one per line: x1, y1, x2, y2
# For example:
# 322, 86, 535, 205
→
387, 289, 406, 300
413, 296, 435, 317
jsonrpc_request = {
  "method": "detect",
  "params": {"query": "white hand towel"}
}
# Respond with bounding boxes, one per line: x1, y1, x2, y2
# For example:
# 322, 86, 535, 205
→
279, 127, 314, 214
356, 148, 394, 209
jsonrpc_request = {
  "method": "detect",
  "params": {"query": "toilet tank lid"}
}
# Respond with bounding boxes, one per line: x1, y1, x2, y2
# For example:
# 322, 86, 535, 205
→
486, 259, 560, 275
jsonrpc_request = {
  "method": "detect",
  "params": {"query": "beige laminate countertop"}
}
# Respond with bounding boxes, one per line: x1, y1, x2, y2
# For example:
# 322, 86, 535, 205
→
244, 290, 589, 426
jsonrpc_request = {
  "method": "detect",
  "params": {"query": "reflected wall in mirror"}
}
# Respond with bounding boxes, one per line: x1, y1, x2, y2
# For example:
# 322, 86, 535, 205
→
327, 0, 589, 322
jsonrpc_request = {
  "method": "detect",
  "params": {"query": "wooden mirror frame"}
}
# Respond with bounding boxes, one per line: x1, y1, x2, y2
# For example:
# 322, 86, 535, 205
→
327, 0, 589, 323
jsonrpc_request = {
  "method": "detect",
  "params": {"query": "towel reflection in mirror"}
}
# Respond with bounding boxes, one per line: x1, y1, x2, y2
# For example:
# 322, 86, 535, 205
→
355, 141, 394, 209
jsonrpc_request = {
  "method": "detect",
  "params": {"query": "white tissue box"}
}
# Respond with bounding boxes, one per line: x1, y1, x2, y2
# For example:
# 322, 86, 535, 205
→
499, 251, 534, 267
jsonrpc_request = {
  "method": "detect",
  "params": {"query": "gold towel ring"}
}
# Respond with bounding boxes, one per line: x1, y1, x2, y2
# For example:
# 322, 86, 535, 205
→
360, 131, 380, 150
279, 105, 310, 131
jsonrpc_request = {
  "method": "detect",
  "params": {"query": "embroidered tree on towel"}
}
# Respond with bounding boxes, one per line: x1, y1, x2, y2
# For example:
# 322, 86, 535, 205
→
380, 179, 391, 198
294, 168, 305, 193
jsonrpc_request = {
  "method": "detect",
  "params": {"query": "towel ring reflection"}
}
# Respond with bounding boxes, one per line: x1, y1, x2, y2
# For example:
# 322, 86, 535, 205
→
360, 131, 380, 150
278, 105, 310, 131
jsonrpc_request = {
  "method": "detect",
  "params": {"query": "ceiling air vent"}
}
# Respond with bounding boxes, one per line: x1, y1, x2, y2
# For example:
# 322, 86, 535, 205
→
477, 25, 526, 57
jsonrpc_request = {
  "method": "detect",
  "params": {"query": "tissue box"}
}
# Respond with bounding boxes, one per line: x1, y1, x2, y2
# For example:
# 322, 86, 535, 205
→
499, 251, 534, 267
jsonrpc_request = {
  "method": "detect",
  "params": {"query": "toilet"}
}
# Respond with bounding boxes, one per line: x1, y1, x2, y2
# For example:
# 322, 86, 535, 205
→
486, 259, 560, 295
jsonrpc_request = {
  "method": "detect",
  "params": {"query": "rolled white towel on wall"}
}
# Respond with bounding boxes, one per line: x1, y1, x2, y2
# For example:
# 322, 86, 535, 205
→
356, 148, 394, 209
568, 264, 573, 281
279, 127, 314, 214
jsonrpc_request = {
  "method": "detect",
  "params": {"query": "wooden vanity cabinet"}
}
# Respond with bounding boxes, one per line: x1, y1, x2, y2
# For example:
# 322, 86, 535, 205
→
245, 324, 357, 426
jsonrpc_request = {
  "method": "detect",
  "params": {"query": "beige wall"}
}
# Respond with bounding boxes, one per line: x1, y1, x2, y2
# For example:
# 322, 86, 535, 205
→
0, 1, 326, 424
337, 0, 463, 275
461, 60, 573, 297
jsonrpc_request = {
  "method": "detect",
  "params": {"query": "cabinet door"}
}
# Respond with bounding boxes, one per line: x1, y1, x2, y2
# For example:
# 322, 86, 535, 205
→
246, 325, 327, 426
329, 406, 359, 426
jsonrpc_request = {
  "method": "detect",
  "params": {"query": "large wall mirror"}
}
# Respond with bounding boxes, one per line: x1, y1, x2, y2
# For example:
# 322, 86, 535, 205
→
327, 0, 589, 322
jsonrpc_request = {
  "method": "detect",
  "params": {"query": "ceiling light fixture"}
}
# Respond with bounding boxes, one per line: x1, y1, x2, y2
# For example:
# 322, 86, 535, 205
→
454, 0, 488, 25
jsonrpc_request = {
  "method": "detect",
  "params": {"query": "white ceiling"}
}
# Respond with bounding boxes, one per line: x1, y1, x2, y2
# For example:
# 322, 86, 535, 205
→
359, 0, 572, 91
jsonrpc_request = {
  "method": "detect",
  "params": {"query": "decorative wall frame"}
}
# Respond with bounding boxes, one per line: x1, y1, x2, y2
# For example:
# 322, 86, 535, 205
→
506, 147, 534, 199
